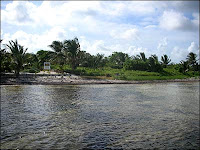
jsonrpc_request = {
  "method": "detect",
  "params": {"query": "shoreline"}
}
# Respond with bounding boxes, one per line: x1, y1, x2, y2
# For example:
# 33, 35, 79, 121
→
1, 75, 199, 85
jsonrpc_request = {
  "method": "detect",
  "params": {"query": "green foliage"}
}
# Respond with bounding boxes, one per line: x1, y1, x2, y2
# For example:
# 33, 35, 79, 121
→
161, 54, 171, 68
0, 51, 13, 73
23, 68, 40, 73
1, 40, 12, 73
79, 52, 107, 68
24, 53, 39, 69
135, 52, 147, 62
5, 40, 28, 76
109, 52, 129, 69
48, 41, 66, 72
124, 54, 162, 72
148, 55, 163, 72
77, 65, 198, 81
124, 59, 148, 71
63, 37, 81, 70
179, 61, 189, 73
36, 50, 53, 69
186, 52, 198, 71
1, 38, 199, 81
123, 59, 133, 70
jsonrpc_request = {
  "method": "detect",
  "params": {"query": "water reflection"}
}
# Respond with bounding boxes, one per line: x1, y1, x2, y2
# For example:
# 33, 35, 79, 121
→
1, 82, 199, 149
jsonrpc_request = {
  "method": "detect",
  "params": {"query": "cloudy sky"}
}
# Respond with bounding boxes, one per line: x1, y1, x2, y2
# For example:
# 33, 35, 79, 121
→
1, 1, 199, 63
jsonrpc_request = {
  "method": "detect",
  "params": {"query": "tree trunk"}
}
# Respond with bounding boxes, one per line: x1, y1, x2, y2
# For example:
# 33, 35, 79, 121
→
15, 70, 20, 78
71, 58, 77, 71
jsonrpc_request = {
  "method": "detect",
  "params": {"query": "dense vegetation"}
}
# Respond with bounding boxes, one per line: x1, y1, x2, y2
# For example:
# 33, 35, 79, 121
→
1, 38, 199, 80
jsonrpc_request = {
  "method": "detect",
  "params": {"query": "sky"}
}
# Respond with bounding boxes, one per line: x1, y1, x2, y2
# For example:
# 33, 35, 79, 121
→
1, 1, 199, 63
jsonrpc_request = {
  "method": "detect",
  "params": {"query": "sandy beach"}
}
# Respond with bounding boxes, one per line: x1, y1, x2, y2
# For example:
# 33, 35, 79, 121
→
1, 71, 199, 85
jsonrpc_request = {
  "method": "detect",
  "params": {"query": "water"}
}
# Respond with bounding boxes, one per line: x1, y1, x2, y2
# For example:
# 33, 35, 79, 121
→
1, 82, 199, 149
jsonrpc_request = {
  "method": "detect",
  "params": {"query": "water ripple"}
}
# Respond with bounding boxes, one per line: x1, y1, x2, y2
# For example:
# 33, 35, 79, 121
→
1, 83, 199, 149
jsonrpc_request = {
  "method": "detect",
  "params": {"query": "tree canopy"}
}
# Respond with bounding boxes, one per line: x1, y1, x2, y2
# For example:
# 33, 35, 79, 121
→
1, 37, 199, 77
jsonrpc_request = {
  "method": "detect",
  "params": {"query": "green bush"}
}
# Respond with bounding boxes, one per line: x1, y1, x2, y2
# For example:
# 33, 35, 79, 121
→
23, 68, 40, 73
124, 59, 148, 71
64, 68, 86, 75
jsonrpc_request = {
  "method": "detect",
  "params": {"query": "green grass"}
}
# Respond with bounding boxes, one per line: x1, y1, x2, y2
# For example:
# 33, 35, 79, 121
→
48, 64, 200, 81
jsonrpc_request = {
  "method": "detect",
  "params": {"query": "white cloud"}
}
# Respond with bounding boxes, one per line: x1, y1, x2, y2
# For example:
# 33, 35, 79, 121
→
170, 42, 200, 63
2, 27, 67, 53
188, 42, 199, 53
170, 46, 187, 62
80, 38, 150, 58
1, 1, 99, 27
192, 13, 199, 28
127, 2, 160, 15
1, 1, 199, 63
157, 37, 168, 52
99, 1, 165, 17
80, 39, 112, 56
1, 1, 167, 27
154, 37, 170, 60
187, 42, 199, 60
69, 27, 78, 32
99, 2, 125, 16
127, 46, 149, 57
110, 28, 139, 40
2, 1, 36, 26
159, 10, 198, 32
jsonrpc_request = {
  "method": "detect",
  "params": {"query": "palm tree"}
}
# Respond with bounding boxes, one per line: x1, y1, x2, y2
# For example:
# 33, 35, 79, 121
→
148, 54, 162, 72
186, 52, 197, 70
137, 52, 147, 62
24, 53, 38, 68
36, 50, 53, 70
179, 60, 189, 73
78, 51, 90, 67
0, 39, 6, 73
63, 37, 81, 70
109, 52, 129, 69
0, 39, 5, 63
5, 40, 27, 76
161, 54, 171, 68
48, 41, 66, 72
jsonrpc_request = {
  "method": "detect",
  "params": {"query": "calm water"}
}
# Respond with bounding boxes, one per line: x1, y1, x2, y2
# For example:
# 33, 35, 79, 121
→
1, 82, 199, 149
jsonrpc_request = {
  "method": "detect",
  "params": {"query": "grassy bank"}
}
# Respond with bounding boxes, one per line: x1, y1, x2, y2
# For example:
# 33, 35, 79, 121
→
50, 64, 199, 81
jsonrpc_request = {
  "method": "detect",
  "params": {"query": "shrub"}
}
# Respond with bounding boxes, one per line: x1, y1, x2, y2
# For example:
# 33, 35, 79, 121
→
23, 68, 40, 73
124, 59, 148, 71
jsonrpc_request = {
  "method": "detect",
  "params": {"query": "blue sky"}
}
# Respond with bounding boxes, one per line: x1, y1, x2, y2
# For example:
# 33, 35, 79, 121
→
1, 1, 199, 63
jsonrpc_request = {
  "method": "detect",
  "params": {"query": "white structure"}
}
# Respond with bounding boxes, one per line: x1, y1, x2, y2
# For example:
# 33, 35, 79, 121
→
44, 62, 50, 70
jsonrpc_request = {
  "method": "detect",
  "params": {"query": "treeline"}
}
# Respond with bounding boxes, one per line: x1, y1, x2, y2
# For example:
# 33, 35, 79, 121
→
0, 38, 199, 76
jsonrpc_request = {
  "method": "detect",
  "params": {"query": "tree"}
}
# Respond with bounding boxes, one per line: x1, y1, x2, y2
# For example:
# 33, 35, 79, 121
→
148, 54, 163, 72
79, 51, 92, 67
124, 58, 148, 71
79, 52, 106, 68
0, 39, 5, 72
186, 52, 198, 71
179, 60, 189, 73
63, 37, 81, 70
48, 41, 66, 72
123, 59, 133, 70
24, 53, 39, 69
0, 39, 12, 73
136, 52, 147, 62
5, 40, 27, 76
161, 54, 171, 68
93, 53, 106, 68
109, 52, 129, 69
36, 50, 53, 69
